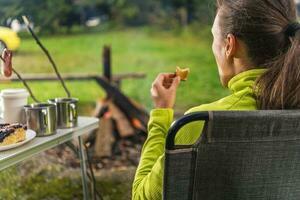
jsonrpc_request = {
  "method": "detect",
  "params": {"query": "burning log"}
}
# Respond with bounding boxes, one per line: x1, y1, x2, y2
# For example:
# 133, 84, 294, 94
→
94, 111, 115, 158
109, 101, 135, 138
87, 46, 149, 159
94, 77, 149, 130
95, 46, 149, 131
89, 79, 148, 158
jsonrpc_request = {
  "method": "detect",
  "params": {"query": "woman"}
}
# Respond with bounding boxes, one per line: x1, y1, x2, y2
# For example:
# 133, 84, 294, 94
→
132, 0, 300, 199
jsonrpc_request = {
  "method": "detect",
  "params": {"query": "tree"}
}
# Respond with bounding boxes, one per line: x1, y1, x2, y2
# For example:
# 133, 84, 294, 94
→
0, 0, 81, 33
0, 0, 215, 33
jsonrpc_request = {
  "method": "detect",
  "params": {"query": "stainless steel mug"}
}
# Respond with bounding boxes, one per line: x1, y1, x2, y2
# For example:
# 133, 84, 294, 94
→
48, 98, 78, 129
24, 103, 57, 136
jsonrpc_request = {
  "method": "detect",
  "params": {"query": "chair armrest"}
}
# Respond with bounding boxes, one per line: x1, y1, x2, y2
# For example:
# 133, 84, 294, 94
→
166, 112, 209, 150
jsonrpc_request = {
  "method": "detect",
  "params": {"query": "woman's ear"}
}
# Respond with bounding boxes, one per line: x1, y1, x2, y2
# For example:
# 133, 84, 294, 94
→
225, 33, 237, 58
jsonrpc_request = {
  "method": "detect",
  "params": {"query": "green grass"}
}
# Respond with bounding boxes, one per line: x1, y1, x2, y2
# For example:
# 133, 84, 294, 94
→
4, 27, 229, 112
0, 164, 85, 200
0, 164, 135, 200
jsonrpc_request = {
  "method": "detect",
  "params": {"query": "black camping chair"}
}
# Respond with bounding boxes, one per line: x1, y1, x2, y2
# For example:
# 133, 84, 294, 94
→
164, 111, 300, 200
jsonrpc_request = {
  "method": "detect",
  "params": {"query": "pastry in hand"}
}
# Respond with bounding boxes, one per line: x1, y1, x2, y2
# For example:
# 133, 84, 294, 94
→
0, 123, 27, 146
175, 66, 190, 81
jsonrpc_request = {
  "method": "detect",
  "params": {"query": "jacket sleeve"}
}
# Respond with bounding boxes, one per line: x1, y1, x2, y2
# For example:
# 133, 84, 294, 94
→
132, 109, 174, 200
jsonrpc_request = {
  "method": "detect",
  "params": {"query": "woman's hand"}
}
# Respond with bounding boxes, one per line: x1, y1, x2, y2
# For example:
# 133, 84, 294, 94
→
151, 73, 181, 109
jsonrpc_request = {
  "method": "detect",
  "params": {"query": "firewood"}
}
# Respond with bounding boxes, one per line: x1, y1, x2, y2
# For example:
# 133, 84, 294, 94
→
94, 77, 149, 130
94, 116, 115, 158
109, 101, 135, 138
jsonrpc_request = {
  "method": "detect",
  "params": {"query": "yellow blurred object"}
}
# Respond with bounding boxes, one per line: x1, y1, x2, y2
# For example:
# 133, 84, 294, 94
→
0, 27, 21, 51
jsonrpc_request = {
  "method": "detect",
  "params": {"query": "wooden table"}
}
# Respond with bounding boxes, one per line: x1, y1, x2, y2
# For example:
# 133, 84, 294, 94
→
0, 116, 99, 200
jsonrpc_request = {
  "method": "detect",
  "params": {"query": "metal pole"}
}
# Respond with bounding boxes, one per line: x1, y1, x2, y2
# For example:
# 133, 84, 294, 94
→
78, 136, 90, 200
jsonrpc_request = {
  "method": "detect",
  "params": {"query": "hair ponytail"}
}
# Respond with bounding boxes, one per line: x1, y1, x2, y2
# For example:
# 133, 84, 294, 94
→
256, 30, 300, 109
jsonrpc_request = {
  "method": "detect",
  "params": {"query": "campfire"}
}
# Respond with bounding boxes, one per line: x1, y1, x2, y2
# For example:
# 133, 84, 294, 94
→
85, 46, 149, 169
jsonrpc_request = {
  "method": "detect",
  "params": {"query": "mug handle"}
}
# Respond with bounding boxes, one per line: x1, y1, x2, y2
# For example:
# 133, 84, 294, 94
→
42, 109, 48, 129
69, 103, 77, 122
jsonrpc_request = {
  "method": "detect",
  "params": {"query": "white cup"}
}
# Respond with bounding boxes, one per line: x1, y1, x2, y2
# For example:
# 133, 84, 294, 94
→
0, 89, 29, 123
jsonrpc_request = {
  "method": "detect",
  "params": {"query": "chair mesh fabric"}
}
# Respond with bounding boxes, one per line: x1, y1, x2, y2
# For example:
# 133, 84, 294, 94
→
164, 111, 300, 200
164, 148, 196, 200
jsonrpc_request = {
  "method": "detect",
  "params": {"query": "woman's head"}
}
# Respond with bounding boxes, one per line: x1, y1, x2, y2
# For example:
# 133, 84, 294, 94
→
213, 0, 300, 109
212, 12, 253, 86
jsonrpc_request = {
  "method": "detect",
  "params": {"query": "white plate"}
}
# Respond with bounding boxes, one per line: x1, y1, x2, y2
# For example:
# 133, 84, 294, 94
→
0, 129, 36, 151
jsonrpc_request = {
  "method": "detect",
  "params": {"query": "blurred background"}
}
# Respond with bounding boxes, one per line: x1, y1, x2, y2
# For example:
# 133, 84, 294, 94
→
0, 0, 299, 199
0, 0, 223, 114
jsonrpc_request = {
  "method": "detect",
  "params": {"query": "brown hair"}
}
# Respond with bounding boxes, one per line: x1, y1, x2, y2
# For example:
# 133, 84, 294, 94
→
217, 0, 300, 109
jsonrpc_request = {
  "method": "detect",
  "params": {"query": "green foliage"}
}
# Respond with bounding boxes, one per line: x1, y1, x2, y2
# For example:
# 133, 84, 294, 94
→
0, 0, 215, 33
0, 0, 80, 33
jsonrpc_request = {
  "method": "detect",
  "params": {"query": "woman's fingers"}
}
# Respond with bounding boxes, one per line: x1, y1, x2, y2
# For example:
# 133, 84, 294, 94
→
152, 73, 179, 89
163, 76, 180, 89
150, 72, 181, 108
152, 73, 181, 91
153, 73, 172, 90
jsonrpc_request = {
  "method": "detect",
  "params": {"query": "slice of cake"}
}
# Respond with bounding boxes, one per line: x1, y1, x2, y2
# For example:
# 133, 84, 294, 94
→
0, 123, 27, 146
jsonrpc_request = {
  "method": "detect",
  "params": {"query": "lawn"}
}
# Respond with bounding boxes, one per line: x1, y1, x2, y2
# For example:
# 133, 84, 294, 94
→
1, 27, 229, 112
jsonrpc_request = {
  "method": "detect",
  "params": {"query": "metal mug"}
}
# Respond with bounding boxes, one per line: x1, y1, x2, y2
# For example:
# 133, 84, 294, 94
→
24, 103, 57, 137
48, 98, 78, 129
